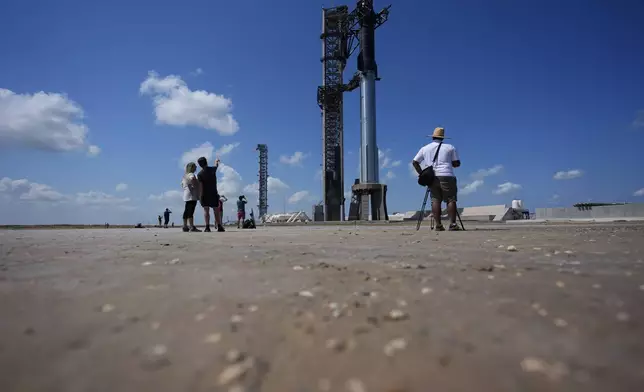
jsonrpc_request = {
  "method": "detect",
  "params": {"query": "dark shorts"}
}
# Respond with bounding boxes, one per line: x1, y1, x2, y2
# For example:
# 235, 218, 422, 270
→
237, 211, 245, 220
200, 193, 220, 208
183, 200, 197, 219
431, 176, 458, 203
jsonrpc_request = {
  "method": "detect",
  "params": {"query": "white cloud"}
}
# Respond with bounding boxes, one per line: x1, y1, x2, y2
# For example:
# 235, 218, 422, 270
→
149, 190, 183, 202
217, 163, 242, 197
0, 177, 66, 202
216, 142, 240, 157
87, 145, 101, 157
179, 141, 239, 168
553, 169, 583, 180
115, 183, 128, 192
461, 180, 484, 195
0, 88, 97, 153
384, 170, 395, 180
139, 71, 239, 135
633, 109, 644, 128
550, 194, 560, 201
192, 68, 204, 76
243, 177, 290, 196
494, 182, 522, 195
634, 188, 644, 197
280, 151, 309, 166
288, 190, 313, 204
471, 165, 503, 179
76, 191, 130, 206
379, 148, 401, 169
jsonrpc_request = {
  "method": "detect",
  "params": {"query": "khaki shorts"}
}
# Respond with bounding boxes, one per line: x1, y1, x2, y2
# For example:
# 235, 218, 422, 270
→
430, 176, 458, 203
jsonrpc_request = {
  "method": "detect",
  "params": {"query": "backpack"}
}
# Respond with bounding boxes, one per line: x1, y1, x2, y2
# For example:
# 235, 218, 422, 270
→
417, 142, 443, 187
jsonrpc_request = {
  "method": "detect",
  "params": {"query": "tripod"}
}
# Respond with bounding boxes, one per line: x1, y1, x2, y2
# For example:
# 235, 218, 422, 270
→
416, 187, 465, 231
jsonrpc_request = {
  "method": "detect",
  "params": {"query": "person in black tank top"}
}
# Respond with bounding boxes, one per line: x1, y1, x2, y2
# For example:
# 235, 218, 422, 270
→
197, 157, 226, 232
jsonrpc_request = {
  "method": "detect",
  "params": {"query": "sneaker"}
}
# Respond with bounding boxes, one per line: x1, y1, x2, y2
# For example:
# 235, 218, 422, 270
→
182, 226, 189, 232
204, 226, 211, 232
217, 225, 226, 232
190, 226, 202, 232
435, 224, 445, 232
448, 223, 461, 231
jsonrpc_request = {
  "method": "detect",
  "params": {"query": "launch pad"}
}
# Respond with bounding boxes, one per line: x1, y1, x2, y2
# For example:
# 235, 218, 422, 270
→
317, 0, 390, 221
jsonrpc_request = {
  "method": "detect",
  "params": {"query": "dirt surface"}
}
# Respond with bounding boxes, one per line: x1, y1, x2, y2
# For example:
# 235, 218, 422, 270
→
1, 223, 643, 392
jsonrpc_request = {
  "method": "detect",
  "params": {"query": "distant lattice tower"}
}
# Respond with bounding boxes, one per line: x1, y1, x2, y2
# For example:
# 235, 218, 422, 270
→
256, 144, 268, 218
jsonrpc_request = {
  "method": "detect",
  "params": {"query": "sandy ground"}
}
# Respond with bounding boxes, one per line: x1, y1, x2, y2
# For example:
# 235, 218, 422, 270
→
0, 223, 643, 392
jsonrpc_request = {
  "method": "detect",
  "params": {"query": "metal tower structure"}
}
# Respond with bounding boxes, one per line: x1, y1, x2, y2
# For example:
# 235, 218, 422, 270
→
256, 144, 268, 219
317, 1, 390, 222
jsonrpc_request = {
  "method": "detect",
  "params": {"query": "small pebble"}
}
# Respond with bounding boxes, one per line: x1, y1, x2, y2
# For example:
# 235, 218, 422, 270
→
639, 284, 644, 291
554, 318, 568, 327
554, 250, 561, 255
299, 290, 314, 298
383, 338, 407, 356
149, 344, 167, 356
625, 271, 632, 277
385, 309, 409, 321
515, 272, 522, 277
225, 349, 245, 363
533, 247, 542, 251
538, 309, 548, 317
507, 245, 518, 252
616, 312, 630, 322
204, 333, 222, 344
101, 304, 115, 313
195, 313, 206, 321
556, 281, 565, 288
521, 357, 546, 373
396, 299, 408, 307
217, 358, 254, 386
150, 322, 161, 330
230, 315, 243, 324
293, 266, 304, 271
141, 261, 154, 266
346, 378, 366, 392
592, 284, 602, 289
421, 287, 433, 294
564, 250, 574, 254
497, 245, 504, 249
488, 275, 495, 280
248, 305, 259, 312
325, 338, 347, 352
169, 258, 181, 265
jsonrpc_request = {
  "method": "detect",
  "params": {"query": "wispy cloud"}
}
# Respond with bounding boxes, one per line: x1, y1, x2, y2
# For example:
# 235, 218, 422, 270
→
279, 151, 309, 166
634, 188, 644, 197
471, 165, 503, 179
494, 182, 522, 195
553, 169, 583, 180
461, 180, 484, 195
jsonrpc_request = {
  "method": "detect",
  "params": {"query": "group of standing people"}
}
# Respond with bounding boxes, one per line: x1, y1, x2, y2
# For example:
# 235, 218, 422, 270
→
181, 156, 226, 232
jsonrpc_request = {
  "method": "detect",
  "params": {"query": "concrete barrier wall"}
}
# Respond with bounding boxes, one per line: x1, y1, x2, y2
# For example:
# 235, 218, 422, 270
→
536, 204, 644, 220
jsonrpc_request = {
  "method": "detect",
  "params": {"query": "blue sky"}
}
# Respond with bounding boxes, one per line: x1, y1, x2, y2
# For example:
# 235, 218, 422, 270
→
1, 0, 643, 225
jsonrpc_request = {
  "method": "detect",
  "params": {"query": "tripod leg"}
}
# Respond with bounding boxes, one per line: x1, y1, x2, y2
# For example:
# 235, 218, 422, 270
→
457, 209, 466, 231
416, 187, 430, 231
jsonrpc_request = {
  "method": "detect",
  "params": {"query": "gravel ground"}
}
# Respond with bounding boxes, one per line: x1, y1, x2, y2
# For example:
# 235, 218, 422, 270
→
0, 223, 643, 392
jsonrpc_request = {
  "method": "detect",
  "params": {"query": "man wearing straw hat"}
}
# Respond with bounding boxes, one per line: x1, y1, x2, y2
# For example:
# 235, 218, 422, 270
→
411, 127, 461, 231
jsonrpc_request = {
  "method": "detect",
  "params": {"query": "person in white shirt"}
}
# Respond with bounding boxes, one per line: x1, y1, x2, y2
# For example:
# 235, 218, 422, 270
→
412, 127, 461, 231
181, 162, 201, 232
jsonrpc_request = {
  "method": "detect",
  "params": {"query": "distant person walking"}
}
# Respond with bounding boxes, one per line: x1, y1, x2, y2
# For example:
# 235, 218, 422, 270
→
197, 157, 225, 232
181, 162, 201, 232
157, 215, 162, 227
237, 195, 247, 228
163, 208, 172, 228
412, 127, 461, 231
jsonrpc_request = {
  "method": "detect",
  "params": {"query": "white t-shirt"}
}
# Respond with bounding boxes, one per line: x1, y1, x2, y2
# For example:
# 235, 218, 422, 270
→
413, 141, 460, 177
181, 173, 200, 202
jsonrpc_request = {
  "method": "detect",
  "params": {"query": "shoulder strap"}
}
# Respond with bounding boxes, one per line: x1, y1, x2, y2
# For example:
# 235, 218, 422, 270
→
431, 142, 443, 165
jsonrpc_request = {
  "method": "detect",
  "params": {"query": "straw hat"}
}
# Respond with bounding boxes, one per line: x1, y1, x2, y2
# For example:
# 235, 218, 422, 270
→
427, 127, 449, 139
